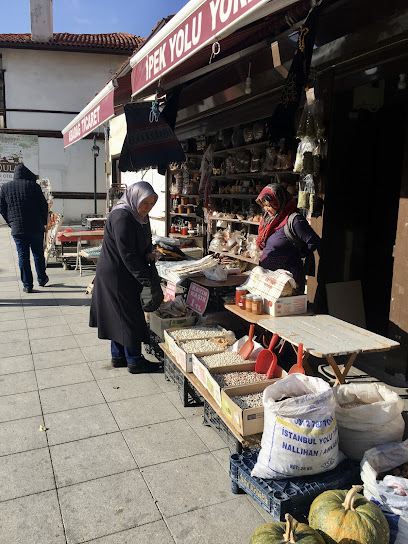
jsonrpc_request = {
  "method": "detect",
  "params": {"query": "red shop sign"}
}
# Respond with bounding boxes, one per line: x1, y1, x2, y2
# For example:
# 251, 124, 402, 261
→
165, 281, 177, 302
186, 282, 210, 315
131, 0, 269, 97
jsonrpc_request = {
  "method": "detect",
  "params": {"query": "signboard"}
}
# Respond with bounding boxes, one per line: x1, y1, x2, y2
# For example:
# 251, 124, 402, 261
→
0, 134, 39, 188
165, 281, 177, 301
63, 89, 114, 148
186, 282, 210, 315
131, 0, 269, 96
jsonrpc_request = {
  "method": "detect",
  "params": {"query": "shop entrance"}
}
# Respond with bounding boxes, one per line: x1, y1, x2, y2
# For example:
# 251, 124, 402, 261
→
321, 75, 407, 335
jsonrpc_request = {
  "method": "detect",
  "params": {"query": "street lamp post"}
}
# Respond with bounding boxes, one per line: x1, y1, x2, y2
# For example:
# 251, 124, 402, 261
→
91, 136, 100, 214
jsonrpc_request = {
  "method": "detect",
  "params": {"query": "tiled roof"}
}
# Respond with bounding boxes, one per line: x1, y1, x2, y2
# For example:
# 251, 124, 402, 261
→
0, 33, 145, 53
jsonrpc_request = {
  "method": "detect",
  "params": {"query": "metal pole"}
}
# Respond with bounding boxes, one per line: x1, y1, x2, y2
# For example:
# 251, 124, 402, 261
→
93, 135, 97, 214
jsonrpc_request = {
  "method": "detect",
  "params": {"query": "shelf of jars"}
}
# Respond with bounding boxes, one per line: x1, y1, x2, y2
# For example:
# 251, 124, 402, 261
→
169, 212, 200, 218
212, 141, 270, 156
210, 194, 257, 199
212, 171, 297, 180
169, 233, 204, 239
208, 216, 260, 226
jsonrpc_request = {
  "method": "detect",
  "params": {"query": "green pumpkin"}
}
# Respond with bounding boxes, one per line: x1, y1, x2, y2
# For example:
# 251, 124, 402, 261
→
250, 514, 326, 544
308, 485, 389, 544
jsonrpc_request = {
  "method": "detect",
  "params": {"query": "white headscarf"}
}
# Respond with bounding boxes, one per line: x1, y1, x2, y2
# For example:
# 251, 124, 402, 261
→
113, 181, 158, 225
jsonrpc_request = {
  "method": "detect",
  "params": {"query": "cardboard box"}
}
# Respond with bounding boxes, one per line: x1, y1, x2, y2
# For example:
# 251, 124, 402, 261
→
149, 312, 196, 340
222, 382, 276, 436
264, 295, 307, 316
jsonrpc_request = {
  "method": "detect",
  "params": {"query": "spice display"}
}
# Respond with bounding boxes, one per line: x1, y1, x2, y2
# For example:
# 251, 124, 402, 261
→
231, 392, 264, 409
202, 351, 255, 368
170, 327, 224, 342
180, 339, 225, 354
213, 371, 270, 388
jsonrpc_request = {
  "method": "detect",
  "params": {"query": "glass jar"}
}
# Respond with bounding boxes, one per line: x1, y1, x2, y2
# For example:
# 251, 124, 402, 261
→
236, 287, 247, 306
245, 294, 254, 312
251, 296, 263, 315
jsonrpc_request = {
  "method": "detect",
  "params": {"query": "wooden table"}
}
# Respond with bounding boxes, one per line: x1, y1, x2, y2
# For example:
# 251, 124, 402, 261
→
61, 230, 104, 276
159, 343, 262, 452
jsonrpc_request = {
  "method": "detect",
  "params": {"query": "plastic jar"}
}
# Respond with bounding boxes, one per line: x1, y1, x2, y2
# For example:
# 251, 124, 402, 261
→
245, 294, 254, 312
251, 296, 263, 315
236, 287, 247, 306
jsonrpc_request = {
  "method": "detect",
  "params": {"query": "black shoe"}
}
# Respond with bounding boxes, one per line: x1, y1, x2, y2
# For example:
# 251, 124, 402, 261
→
111, 357, 127, 368
127, 357, 164, 374
23, 287, 33, 293
39, 275, 49, 287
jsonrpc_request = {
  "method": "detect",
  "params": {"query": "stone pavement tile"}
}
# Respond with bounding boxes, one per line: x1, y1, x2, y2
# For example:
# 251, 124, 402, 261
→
0, 284, 20, 292
58, 470, 161, 544
64, 312, 90, 325
82, 521, 174, 544
0, 448, 55, 501
150, 372, 178, 393
36, 363, 93, 389
30, 335, 79, 354
141, 452, 235, 517
22, 306, 63, 319
50, 432, 137, 488
28, 324, 73, 340
74, 332, 109, 348
0, 490, 65, 544
22, 296, 58, 307
60, 305, 91, 316
0, 341, 31, 358
0, 370, 37, 396
33, 347, 86, 370
109, 393, 182, 430
40, 381, 105, 414
124, 419, 208, 468
69, 322, 95, 335
0, 354, 33, 375
0, 391, 41, 423
165, 391, 204, 419
44, 403, 119, 446
211, 448, 231, 474
165, 498, 266, 544
81, 343, 111, 362
97, 373, 161, 402
88, 359, 127, 380
26, 314, 67, 329
0, 416, 47, 456
0, 309, 24, 322
186, 415, 227, 451
0, 319, 27, 331
0, 329, 29, 344
249, 496, 275, 524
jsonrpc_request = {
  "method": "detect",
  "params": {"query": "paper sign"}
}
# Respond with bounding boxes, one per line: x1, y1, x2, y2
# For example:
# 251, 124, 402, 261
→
165, 281, 177, 301
186, 282, 209, 315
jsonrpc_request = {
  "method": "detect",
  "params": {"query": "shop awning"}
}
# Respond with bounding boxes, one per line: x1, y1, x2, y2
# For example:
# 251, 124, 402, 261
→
130, 0, 302, 98
61, 80, 116, 148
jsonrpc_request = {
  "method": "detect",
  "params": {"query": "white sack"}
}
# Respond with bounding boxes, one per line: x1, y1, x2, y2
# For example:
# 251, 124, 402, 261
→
203, 264, 228, 282
251, 374, 342, 479
361, 440, 408, 544
334, 383, 404, 461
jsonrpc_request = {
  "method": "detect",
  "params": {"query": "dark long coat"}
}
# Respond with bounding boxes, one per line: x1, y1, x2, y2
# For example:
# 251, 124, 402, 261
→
89, 208, 162, 346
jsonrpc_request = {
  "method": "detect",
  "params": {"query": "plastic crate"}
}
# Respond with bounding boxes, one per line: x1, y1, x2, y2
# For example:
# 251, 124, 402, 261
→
204, 400, 243, 453
229, 450, 361, 522
144, 330, 165, 363
163, 354, 203, 408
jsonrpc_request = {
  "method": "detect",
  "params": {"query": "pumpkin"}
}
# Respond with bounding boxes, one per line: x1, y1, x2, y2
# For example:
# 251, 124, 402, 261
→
308, 485, 389, 544
250, 513, 326, 544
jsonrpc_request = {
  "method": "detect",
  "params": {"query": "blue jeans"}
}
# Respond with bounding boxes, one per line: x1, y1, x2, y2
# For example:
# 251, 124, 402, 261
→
13, 233, 47, 289
111, 340, 142, 365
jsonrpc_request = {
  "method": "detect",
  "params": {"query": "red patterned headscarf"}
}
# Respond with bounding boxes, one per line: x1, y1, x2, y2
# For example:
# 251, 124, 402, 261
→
256, 184, 297, 249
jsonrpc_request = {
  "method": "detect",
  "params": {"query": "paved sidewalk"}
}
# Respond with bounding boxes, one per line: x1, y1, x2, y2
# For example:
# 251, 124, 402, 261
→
0, 226, 272, 544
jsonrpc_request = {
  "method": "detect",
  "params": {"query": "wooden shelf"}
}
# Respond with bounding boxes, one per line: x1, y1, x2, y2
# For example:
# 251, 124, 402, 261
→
210, 250, 258, 264
170, 194, 201, 198
210, 194, 257, 199
209, 216, 260, 226
224, 304, 268, 323
213, 171, 297, 180
169, 233, 203, 239
169, 212, 200, 218
185, 152, 203, 157
213, 141, 270, 156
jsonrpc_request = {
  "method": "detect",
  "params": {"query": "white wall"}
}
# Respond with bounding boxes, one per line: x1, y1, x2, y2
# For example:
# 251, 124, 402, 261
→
1, 47, 129, 224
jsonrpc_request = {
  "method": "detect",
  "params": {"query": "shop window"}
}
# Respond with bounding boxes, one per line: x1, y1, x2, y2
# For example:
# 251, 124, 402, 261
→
0, 55, 5, 128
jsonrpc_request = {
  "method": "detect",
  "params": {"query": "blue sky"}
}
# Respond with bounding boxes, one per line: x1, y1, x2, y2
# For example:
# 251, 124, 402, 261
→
0, 0, 189, 38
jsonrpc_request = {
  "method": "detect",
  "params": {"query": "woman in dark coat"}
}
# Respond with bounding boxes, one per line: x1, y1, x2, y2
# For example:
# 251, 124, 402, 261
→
90, 181, 163, 373
256, 184, 320, 294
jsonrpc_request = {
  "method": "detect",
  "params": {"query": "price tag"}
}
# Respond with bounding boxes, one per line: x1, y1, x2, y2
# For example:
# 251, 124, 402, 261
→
165, 281, 176, 301
186, 282, 210, 315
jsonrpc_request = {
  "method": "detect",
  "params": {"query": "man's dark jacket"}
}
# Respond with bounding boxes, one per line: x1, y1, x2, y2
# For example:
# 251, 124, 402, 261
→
0, 165, 48, 236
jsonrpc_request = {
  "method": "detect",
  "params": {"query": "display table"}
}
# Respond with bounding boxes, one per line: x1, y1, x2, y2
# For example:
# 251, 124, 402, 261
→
225, 305, 399, 385
58, 229, 104, 276
159, 343, 261, 453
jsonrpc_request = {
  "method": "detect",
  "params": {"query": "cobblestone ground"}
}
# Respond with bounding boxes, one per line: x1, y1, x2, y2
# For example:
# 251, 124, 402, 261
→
0, 225, 406, 543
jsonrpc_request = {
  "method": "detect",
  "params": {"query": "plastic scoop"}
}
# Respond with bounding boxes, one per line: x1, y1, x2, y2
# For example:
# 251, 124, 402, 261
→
289, 343, 305, 375
238, 324, 255, 360
255, 333, 279, 374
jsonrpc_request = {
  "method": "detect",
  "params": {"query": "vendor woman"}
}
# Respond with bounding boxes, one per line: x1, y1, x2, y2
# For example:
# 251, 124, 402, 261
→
90, 181, 163, 374
256, 183, 320, 294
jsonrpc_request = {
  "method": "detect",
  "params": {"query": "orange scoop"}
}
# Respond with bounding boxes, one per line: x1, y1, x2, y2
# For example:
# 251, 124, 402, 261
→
238, 324, 255, 360
288, 343, 305, 375
255, 333, 279, 375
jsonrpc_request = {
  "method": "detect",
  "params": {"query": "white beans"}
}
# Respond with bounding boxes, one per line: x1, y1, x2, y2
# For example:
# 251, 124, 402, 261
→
202, 351, 255, 368
181, 339, 225, 354
213, 371, 269, 388
170, 327, 224, 342
231, 392, 264, 409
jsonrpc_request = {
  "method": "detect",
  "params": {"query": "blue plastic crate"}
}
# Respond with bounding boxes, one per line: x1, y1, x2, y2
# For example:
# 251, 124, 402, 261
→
230, 450, 361, 522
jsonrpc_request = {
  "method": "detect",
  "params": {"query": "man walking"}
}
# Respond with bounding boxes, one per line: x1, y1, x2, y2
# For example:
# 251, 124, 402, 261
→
0, 164, 49, 293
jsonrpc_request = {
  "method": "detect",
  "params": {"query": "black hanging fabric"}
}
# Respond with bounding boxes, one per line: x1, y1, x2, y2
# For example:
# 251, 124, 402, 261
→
268, 0, 329, 142
119, 88, 185, 175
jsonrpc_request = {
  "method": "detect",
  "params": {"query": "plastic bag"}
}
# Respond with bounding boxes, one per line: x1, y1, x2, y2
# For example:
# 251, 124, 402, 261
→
251, 374, 342, 479
361, 440, 408, 544
203, 264, 228, 282
334, 383, 404, 460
